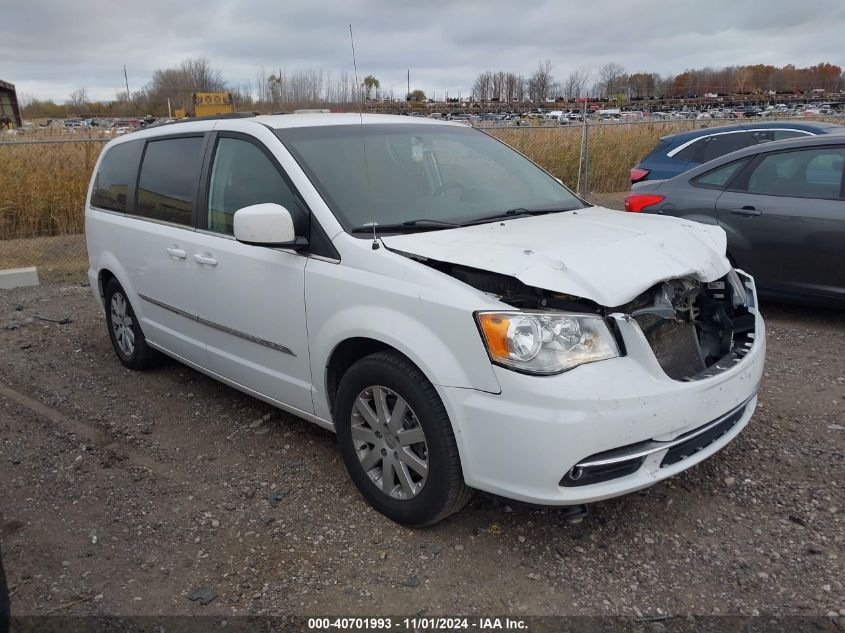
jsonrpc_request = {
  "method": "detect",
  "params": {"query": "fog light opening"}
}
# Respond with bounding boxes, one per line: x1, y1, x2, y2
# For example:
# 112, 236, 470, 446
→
567, 466, 583, 481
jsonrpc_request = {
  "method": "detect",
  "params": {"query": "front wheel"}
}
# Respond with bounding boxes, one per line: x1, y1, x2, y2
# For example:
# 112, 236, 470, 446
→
334, 351, 472, 526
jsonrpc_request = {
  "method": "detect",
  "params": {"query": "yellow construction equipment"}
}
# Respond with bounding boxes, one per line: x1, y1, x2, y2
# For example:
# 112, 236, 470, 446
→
193, 92, 234, 117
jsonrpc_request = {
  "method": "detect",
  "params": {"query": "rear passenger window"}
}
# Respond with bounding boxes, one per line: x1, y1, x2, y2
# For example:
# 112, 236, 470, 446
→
699, 133, 759, 163
749, 131, 774, 143
207, 137, 307, 235
692, 158, 750, 189
91, 140, 142, 212
747, 148, 845, 199
673, 140, 703, 163
772, 130, 810, 141
136, 137, 204, 225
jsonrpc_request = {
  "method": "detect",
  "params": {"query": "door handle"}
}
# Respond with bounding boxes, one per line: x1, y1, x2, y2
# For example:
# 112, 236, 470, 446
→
729, 206, 762, 217
165, 246, 187, 259
193, 253, 218, 266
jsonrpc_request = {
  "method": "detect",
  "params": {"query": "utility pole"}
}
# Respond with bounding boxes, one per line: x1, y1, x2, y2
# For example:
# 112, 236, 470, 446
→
407, 69, 410, 100
123, 65, 131, 114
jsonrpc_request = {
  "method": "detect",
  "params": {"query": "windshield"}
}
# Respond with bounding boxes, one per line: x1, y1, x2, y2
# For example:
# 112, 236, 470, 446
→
275, 123, 585, 232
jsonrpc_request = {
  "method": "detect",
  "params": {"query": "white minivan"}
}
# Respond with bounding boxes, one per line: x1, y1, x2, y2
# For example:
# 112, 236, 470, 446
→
86, 113, 766, 526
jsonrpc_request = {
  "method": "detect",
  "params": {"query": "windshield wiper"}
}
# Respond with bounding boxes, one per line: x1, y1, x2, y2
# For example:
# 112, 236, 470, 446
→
349, 218, 461, 233
463, 207, 574, 226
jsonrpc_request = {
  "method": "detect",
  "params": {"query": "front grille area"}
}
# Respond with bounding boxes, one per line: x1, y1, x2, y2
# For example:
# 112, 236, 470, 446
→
560, 399, 751, 487
634, 313, 706, 380
660, 404, 746, 467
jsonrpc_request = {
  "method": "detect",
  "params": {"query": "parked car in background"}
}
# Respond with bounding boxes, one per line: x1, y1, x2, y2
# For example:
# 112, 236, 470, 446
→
630, 121, 842, 184
625, 133, 845, 307
85, 113, 765, 526
730, 106, 761, 118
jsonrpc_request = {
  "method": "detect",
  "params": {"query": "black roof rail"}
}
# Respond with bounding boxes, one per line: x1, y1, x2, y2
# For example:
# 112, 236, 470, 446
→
186, 111, 260, 122
145, 111, 261, 130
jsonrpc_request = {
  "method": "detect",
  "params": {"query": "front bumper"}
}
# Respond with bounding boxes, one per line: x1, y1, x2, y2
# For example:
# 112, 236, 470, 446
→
440, 273, 766, 506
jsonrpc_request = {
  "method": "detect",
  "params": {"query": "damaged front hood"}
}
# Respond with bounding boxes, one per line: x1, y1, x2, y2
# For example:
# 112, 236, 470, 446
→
382, 206, 730, 306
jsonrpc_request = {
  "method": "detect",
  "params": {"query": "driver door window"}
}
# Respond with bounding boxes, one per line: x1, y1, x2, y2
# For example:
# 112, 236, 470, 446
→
207, 137, 306, 235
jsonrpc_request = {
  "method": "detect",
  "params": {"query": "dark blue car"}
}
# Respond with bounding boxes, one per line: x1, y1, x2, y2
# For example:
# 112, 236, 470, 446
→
631, 121, 842, 183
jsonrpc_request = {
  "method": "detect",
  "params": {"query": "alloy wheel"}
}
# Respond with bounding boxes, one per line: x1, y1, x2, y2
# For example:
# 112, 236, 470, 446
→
110, 291, 135, 357
351, 386, 429, 499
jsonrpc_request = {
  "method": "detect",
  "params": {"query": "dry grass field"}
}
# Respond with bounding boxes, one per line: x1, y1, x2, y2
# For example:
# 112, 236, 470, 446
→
484, 118, 750, 193
1, 116, 843, 272
0, 120, 707, 243
0, 140, 102, 240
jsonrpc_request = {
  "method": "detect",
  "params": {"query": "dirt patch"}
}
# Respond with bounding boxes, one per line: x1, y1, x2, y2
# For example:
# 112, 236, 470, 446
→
0, 282, 843, 617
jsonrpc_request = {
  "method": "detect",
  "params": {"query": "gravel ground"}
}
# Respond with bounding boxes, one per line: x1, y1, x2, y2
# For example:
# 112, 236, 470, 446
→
0, 281, 842, 619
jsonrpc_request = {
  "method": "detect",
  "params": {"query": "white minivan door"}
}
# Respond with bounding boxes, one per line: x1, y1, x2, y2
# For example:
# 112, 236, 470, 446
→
119, 134, 209, 365
189, 133, 314, 415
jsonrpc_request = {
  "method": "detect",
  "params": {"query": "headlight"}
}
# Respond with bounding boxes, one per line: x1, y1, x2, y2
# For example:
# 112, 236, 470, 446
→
476, 311, 620, 375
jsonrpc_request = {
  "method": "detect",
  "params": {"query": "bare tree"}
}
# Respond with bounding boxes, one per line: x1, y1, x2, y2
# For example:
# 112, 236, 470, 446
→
67, 87, 89, 111
260, 68, 361, 108
528, 59, 555, 103
733, 66, 752, 93
179, 58, 225, 92
564, 67, 592, 100
491, 72, 506, 101
146, 57, 226, 111
255, 67, 269, 103
229, 84, 255, 111
504, 73, 525, 102
472, 71, 493, 102
598, 62, 626, 99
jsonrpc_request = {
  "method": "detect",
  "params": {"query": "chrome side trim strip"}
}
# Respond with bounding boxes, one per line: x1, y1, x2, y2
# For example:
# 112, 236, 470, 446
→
197, 316, 295, 356
89, 206, 198, 232
138, 293, 195, 320
138, 293, 295, 357
575, 397, 752, 468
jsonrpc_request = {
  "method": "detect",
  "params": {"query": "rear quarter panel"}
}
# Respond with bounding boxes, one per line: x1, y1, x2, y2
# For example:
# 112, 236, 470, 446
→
652, 179, 721, 225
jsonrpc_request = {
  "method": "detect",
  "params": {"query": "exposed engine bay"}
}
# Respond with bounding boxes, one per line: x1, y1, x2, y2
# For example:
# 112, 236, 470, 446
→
615, 273, 755, 380
425, 260, 755, 381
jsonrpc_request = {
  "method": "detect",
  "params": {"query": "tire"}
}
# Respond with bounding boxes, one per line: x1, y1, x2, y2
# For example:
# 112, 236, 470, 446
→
103, 278, 161, 370
335, 351, 473, 526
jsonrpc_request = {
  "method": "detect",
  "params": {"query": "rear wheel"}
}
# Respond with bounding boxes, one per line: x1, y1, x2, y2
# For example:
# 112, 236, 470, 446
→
335, 351, 472, 526
103, 278, 161, 370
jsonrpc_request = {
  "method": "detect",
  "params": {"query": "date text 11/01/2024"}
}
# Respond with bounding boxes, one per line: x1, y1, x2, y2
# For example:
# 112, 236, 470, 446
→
307, 617, 528, 630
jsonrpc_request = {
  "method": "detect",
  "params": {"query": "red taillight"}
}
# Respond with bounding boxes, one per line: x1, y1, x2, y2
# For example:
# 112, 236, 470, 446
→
624, 193, 665, 212
630, 167, 650, 183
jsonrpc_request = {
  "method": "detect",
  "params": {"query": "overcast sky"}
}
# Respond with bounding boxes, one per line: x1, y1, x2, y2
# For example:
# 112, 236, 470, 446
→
3, 0, 845, 102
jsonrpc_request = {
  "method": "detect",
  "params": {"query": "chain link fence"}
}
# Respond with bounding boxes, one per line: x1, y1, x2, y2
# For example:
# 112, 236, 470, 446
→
482, 115, 845, 209
2, 116, 844, 284
0, 138, 103, 282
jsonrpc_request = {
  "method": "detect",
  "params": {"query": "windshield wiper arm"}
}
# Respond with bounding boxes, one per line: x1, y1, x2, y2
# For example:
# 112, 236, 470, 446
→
463, 207, 573, 226
349, 218, 461, 233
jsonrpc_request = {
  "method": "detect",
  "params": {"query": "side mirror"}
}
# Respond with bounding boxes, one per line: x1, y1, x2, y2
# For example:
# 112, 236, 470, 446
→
233, 203, 306, 249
